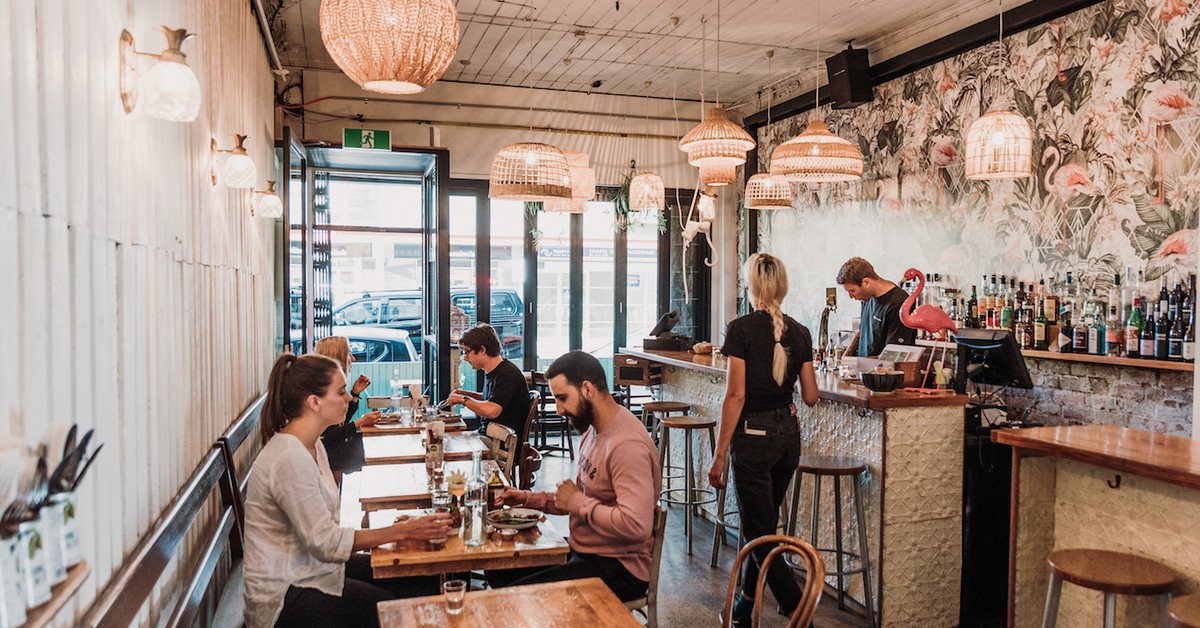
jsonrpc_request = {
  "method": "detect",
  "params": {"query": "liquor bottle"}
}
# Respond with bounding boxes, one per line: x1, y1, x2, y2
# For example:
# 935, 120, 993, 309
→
1140, 304, 1157, 360
1168, 304, 1185, 361
1000, 287, 1015, 331
486, 470, 505, 515
1058, 316, 1075, 353
1016, 281, 1027, 310
464, 451, 487, 547
1126, 297, 1144, 358
1044, 277, 1059, 325
1088, 310, 1102, 355
1185, 274, 1196, 328
1019, 310, 1034, 350
1105, 305, 1122, 357
1121, 268, 1133, 323
1184, 309, 1195, 363
1155, 303, 1170, 360
1034, 298, 1049, 350
1072, 313, 1088, 353
1064, 271, 1077, 323
967, 285, 979, 328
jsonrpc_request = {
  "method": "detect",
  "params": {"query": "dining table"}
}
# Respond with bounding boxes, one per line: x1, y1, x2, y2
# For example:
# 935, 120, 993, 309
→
376, 577, 640, 627
363, 432, 490, 465
357, 460, 504, 512
360, 415, 470, 436
368, 508, 569, 578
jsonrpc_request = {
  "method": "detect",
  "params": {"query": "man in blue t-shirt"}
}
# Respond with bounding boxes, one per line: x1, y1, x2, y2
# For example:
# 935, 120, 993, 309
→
837, 257, 916, 357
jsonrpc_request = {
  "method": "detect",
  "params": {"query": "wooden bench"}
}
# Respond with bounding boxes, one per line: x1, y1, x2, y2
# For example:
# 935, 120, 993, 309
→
81, 396, 263, 627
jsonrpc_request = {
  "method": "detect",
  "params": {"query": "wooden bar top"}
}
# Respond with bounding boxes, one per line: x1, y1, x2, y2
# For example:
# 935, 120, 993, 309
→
993, 425, 1200, 491
619, 347, 968, 410
377, 577, 640, 627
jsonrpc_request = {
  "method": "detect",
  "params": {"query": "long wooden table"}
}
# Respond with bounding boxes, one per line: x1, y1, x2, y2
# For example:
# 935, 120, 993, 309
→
363, 433, 490, 465
369, 509, 568, 578
377, 578, 640, 627
358, 460, 503, 512
361, 416, 469, 436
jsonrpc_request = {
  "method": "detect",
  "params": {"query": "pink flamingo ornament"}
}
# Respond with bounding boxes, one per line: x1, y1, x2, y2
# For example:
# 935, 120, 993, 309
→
900, 268, 957, 391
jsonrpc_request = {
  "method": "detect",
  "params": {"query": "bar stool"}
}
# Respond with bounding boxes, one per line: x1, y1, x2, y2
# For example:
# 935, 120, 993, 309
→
643, 401, 691, 485
657, 413, 716, 555
1169, 594, 1200, 628
709, 453, 743, 568
787, 455, 876, 628
1042, 549, 1181, 628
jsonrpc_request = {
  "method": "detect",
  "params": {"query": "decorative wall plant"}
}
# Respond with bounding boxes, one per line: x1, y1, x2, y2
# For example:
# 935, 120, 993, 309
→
758, 0, 1200, 329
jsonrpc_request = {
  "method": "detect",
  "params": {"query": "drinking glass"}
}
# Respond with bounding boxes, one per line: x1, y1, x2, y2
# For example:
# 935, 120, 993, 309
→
443, 579, 467, 615
399, 406, 413, 426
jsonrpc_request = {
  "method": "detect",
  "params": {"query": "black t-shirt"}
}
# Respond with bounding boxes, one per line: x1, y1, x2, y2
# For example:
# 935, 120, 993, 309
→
858, 285, 916, 357
722, 311, 813, 412
483, 359, 531, 440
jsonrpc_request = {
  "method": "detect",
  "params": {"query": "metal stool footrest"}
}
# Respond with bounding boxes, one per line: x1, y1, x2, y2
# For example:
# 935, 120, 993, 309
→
660, 487, 718, 507
786, 548, 868, 577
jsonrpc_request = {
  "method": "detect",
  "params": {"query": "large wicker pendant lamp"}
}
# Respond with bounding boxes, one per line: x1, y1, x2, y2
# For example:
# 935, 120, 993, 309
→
320, 0, 460, 95
746, 51, 793, 209
963, 1, 1032, 180
679, 2, 755, 175
545, 150, 596, 212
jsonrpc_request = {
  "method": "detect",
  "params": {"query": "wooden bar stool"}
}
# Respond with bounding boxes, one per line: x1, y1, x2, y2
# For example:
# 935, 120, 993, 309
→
709, 453, 743, 568
1042, 549, 1181, 628
1169, 594, 1200, 628
788, 455, 876, 628
657, 413, 716, 556
643, 401, 692, 486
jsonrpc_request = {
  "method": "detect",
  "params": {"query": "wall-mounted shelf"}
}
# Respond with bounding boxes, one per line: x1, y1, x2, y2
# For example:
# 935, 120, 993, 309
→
915, 338, 1194, 372
26, 560, 90, 628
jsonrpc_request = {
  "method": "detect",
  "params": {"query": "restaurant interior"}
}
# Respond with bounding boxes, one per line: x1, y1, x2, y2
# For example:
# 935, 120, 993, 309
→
3, 0, 1199, 626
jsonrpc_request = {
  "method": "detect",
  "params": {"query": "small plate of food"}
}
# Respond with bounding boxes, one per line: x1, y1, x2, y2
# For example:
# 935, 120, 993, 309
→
486, 507, 542, 530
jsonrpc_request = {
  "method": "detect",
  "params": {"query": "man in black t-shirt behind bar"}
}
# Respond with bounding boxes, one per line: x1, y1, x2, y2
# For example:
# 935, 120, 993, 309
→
447, 323, 532, 442
837, 257, 917, 358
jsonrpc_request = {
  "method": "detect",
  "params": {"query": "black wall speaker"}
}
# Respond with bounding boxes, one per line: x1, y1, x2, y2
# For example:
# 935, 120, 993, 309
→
825, 45, 873, 109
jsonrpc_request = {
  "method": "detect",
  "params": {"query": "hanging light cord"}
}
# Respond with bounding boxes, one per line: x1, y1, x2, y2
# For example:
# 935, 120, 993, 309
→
716, 0, 721, 106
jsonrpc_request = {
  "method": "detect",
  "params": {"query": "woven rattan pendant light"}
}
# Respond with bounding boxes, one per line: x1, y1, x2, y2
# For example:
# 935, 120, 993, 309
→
545, 150, 595, 212
630, 171, 666, 214
699, 163, 736, 187
679, 3, 755, 173
489, 6, 573, 202
320, 0, 459, 95
746, 51, 793, 208
768, 0, 863, 183
964, 0, 1032, 180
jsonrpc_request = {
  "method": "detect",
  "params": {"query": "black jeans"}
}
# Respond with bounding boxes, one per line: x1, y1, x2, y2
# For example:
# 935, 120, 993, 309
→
275, 553, 440, 627
486, 550, 649, 602
730, 405, 803, 614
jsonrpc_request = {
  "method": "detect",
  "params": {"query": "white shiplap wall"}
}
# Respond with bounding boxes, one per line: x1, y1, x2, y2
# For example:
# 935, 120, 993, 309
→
1, 0, 276, 624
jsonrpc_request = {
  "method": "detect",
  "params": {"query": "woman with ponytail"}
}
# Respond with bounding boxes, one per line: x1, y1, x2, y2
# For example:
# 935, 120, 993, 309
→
245, 353, 451, 628
707, 252, 818, 626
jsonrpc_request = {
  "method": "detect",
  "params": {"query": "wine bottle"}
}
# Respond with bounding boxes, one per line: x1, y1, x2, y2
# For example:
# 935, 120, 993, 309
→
1105, 305, 1122, 357
1155, 303, 1170, 360
1140, 304, 1157, 360
1126, 297, 1144, 358
1034, 297, 1049, 351
1184, 309, 1195, 363
1168, 304, 1185, 361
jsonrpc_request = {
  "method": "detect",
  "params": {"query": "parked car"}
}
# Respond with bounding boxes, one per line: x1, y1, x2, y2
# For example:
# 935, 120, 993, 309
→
331, 288, 525, 359
292, 326, 418, 363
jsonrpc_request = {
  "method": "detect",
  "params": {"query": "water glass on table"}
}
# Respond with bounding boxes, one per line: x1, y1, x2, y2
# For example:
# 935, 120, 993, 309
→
442, 579, 467, 615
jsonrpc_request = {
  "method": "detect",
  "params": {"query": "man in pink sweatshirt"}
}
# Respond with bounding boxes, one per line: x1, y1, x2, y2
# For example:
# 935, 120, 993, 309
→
488, 351, 661, 602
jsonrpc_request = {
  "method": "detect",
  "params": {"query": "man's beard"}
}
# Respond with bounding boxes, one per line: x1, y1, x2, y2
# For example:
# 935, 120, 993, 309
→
566, 397, 595, 434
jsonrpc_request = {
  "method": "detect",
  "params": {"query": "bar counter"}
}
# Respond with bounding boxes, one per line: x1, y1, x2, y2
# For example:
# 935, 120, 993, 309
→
620, 347, 969, 627
993, 425, 1200, 627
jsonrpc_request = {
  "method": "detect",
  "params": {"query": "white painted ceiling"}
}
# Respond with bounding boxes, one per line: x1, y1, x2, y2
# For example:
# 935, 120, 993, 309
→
273, 0, 1023, 109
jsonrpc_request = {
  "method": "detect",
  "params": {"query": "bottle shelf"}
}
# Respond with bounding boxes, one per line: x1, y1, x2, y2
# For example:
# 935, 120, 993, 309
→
915, 338, 1194, 372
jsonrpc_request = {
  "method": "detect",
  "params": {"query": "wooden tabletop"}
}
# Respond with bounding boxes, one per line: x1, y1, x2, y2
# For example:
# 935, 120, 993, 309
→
364, 433, 490, 465
358, 460, 503, 511
361, 416, 469, 436
993, 425, 1200, 491
619, 347, 969, 410
377, 577, 641, 627
369, 509, 569, 578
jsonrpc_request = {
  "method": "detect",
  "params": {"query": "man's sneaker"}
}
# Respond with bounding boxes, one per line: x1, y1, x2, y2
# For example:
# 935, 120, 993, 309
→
719, 593, 754, 627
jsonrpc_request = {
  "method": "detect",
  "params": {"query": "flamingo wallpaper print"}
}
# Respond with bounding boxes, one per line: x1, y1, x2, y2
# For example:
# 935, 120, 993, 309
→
757, 0, 1199, 334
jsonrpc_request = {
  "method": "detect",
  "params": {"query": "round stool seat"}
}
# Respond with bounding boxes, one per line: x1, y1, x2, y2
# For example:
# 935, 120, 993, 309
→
643, 401, 692, 414
796, 455, 868, 476
1047, 549, 1180, 596
660, 415, 716, 430
1169, 594, 1200, 628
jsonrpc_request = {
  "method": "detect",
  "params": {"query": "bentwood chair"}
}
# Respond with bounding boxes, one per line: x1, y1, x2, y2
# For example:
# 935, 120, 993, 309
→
529, 371, 575, 460
722, 535, 826, 628
481, 423, 518, 483
518, 442, 542, 491
624, 505, 668, 628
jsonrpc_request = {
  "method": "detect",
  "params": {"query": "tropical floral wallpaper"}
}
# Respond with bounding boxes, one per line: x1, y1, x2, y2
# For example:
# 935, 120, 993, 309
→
757, 0, 1199, 333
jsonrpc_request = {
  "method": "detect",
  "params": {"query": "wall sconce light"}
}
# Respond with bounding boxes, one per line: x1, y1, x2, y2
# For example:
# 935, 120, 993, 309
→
253, 181, 284, 218
211, 135, 257, 189
119, 27, 202, 122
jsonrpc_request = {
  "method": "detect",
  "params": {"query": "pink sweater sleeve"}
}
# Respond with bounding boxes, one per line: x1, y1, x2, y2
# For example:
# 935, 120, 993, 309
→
565, 439, 657, 542
522, 490, 568, 515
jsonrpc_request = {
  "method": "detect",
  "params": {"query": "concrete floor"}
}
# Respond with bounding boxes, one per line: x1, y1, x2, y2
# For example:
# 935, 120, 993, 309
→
534, 438, 864, 628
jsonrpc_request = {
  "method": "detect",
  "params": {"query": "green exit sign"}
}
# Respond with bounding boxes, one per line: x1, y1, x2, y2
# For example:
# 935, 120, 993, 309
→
343, 128, 390, 150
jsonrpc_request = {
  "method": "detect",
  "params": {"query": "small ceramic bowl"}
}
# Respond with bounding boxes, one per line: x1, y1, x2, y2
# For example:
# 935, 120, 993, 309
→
499, 528, 518, 542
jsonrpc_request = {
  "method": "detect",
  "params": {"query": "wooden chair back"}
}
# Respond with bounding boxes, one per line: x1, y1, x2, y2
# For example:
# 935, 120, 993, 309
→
722, 534, 825, 628
623, 504, 668, 628
518, 442, 543, 490
484, 422, 518, 482
521, 389, 541, 445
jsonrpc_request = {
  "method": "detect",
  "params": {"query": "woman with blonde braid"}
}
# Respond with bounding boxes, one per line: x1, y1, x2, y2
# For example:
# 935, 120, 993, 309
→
708, 252, 819, 626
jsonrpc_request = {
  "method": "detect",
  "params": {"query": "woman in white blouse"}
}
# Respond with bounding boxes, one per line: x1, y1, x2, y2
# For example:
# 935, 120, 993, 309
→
244, 353, 452, 628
